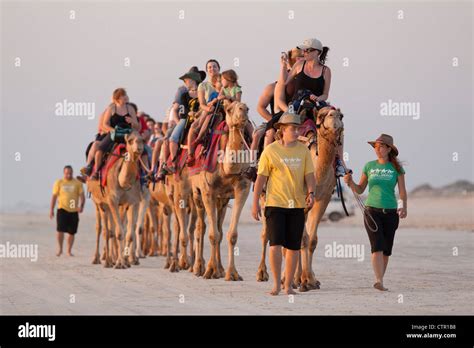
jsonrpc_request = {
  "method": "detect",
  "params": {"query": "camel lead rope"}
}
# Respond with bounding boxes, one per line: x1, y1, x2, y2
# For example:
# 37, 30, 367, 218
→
339, 162, 379, 233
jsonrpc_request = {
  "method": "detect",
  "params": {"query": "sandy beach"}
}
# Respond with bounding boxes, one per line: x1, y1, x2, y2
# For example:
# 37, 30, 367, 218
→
0, 195, 472, 315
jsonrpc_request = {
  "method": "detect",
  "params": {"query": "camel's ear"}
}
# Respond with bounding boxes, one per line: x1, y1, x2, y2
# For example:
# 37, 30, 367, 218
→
224, 100, 235, 114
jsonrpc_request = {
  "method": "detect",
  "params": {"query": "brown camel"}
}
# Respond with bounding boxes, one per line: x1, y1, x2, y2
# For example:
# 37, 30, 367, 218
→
256, 107, 344, 292
191, 101, 252, 281
88, 130, 145, 269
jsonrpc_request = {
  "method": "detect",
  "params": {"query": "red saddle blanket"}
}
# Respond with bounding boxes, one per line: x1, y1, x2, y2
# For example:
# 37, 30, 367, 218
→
100, 144, 139, 187
190, 120, 228, 176
299, 118, 317, 138
164, 120, 228, 178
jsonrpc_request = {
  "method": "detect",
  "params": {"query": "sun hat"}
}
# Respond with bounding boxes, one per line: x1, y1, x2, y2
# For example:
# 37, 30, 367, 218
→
274, 112, 302, 129
179, 66, 206, 84
368, 133, 399, 156
297, 38, 323, 51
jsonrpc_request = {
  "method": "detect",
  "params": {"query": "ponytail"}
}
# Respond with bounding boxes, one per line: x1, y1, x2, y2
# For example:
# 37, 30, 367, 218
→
319, 46, 330, 65
388, 151, 404, 174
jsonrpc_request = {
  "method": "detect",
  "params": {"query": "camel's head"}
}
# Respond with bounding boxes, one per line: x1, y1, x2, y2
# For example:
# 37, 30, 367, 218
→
225, 101, 249, 129
317, 107, 344, 132
124, 130, 144, 159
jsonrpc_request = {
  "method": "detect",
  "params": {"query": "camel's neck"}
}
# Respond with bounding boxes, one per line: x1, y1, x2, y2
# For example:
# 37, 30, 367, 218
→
118, 154, 139, 189
223, 125, 249, 175
315, 130, 338, 178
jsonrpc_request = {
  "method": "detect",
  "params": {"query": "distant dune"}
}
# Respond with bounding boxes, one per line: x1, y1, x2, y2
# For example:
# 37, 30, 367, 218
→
410, 180, 474, 198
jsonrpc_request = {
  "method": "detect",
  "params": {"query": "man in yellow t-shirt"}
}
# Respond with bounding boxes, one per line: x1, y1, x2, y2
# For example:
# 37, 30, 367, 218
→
50, 165, 85, 257
252, 112, 316, 296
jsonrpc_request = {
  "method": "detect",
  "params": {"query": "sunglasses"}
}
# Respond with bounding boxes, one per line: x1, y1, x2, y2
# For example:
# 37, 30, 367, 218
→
303, 48, 317, 53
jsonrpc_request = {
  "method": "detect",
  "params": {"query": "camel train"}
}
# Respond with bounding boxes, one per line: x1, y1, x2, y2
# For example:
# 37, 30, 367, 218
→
83, 53, 345, 292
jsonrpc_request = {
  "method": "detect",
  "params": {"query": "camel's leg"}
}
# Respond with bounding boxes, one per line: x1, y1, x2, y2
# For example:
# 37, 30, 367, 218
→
192, 188, 206, 277
187, 199, 197, 272
215, 198, 228, 278
300, 195, 330, 291
148, 205, 159, 256
108, 214, 117, 264
162, 207, 172, 267
120, 206, 132, 268
225, 185, 250, 281
175, 195, 190, 270
135, 193, 149, 259
156, 205, 164, 255
126, 203, 140, 266
108, 203, 126, 269
202, 191, 220, 279
100, 208, 112, 268
92, 205, 102, 265
168, 212, 180, 272
293, 234, 306, 288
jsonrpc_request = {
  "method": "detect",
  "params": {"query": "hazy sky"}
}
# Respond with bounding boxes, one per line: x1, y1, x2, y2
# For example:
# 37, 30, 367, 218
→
1, 0, 472, 211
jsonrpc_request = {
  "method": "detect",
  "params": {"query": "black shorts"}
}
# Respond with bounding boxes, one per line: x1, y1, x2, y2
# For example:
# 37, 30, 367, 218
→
264, 111, 284, 132
98, 133, 115, 153
56, 208, 79, 235
265, 206, 305, 250
95, 133, 107, 142
364, 207, 399, 256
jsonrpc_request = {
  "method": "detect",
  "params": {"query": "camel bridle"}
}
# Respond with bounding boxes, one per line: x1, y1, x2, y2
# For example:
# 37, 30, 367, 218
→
316, 110, 344, 148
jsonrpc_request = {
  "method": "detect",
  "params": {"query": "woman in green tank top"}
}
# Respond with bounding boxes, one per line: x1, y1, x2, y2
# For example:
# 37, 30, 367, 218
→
344, 134, 407, 291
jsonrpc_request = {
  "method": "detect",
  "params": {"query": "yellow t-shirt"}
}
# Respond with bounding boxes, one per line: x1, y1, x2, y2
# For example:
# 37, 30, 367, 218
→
258, 141, 314, 208
52, 179, 84, 212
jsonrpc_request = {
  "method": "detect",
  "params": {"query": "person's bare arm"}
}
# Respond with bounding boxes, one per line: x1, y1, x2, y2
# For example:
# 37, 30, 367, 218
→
170, 103, 181, 124
79, 192, 85, 213
316, 66, 332, 102
257, 83, 276, 122
198, 87, 213, 113
276, 60, 302, 112
304, 172, 316, 209
102, 106, 114, 133
50, 194, 57, 219
397, 174, 407, 218
233, 91, 242, 102
344, 172, 368, 195
126, 108, 140, 131
252, 174, 268, 221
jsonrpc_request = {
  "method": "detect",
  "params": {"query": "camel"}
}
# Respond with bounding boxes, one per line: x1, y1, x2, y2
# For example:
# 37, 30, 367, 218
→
191, 101, 252, 281
88, 130, 145, 269
256, 106, 344, 292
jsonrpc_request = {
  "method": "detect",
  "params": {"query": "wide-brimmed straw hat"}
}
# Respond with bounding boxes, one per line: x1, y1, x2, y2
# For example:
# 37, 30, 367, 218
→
274, 112, 302, 129
368, 133, 399, 156
179, 66, 206, 84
